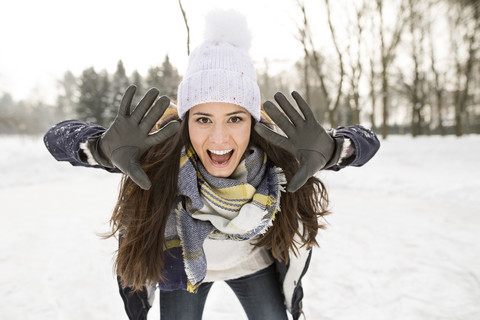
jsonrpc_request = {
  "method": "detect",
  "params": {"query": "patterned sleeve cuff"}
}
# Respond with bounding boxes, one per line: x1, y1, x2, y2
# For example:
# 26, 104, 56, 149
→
79, 140, 100, 166
337, 138, 355, 165
329, 128, 355, 166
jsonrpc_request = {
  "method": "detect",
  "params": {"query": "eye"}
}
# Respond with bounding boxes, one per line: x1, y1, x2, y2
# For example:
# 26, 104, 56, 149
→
196, 117, 211, 124
228, 116, 244, 123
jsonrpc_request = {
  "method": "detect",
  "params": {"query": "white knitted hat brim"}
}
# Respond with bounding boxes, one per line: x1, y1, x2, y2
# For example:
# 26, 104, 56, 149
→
177, 68, 261, 121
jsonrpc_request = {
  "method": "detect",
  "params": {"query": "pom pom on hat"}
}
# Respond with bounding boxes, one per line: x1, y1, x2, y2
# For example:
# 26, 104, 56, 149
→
204, 9, 252, 50
177, 10, 261, 121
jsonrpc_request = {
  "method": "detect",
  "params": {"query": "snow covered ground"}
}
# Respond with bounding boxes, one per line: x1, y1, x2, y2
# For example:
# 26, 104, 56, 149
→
1, 134, 479, 319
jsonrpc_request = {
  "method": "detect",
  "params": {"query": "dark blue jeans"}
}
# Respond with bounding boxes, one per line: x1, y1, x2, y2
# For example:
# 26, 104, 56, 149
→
159, 264, 288, 320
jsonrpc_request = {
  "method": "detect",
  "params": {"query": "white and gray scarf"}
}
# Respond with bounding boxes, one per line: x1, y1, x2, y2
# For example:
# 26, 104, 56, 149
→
162, 145, 286, 292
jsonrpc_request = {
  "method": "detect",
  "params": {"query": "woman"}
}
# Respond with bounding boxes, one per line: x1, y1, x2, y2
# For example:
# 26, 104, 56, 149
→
44, 10, 379, 320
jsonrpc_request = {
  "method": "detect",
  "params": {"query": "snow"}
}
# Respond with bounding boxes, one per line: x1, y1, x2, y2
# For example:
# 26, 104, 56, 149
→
1, 134, 479, 319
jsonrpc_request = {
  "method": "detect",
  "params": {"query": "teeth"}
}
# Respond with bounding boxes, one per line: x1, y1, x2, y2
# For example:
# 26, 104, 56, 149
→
209, 149, 233, 155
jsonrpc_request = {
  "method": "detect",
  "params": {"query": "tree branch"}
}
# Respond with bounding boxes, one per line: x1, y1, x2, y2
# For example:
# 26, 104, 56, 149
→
324, 0, 345, 113
178, 0, 190, 55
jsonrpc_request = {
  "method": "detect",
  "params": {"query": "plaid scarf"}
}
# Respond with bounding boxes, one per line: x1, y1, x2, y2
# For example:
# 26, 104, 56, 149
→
160, 145, 285, 292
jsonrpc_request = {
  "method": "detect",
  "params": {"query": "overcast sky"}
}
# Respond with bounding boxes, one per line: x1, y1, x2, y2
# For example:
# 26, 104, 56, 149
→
0, 0, 304, 103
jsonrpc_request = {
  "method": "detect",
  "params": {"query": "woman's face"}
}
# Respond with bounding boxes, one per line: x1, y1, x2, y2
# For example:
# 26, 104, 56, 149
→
188, 102, 252, 178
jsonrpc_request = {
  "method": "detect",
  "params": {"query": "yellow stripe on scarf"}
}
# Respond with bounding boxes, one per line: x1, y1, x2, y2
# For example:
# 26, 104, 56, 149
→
197, 176, 259, 212
252, 193, 274, 209
163, 238, 182, 250
183, 249, 203, 259
187, 280, 202, 293
179, 147, 197, 168
201, 181, 255, 200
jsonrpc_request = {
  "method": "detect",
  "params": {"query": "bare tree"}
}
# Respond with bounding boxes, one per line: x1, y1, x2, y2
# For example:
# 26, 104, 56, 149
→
368, 55, 378, 131
346, 1, 367, 125
296, 0, 311, 105
427, 3, 448, 135
295, 0, 345, 128
403, 0, 430, 137
375, 0, 407, 138
295, 0, 330, 122
324, 0, 345, 128
178, 0, 190, 55
448, 0, 480, 136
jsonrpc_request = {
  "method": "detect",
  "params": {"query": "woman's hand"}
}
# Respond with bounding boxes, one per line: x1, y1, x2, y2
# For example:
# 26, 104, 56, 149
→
89, 85, 180, 190
254, 91, 343, 192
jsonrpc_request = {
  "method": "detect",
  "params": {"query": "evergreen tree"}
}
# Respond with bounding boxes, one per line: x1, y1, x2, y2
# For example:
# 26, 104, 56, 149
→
108, 60, 130, 122
56, 71, 77, 120
159, 55, 181, 98
99, 70, 112, 125
130, 70, 145, 107
0, 93, 14, 114
0, 93, 16, 133
146, 65, 162, 91
77, 67, 111, 126
146, 55, 181, 99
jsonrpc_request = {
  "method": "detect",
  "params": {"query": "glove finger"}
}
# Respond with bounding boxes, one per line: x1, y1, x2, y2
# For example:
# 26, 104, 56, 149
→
274, 92, 304, 126
128, 161, 152, 190
131, 88, 160, 124
146, 120, 181, 146
287, 164, 311, 193
263, 101, 296, 137
141, 95, 171, 132
254, 123, 297, 155
291, 91, 318, 124
118, 85, 137, 117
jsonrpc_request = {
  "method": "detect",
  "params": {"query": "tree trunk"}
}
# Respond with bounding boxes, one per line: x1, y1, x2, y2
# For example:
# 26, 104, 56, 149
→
453, 2, 480, 136
381, 69, 388, 139
369, 57, 377, 131
328, 108, 337, 129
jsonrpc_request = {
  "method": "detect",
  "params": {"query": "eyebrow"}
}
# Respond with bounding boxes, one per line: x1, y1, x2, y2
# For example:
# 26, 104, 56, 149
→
192, 111, 249, 116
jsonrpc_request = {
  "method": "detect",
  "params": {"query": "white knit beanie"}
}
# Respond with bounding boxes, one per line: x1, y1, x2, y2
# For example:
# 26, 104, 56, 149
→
177, 9, 261, 121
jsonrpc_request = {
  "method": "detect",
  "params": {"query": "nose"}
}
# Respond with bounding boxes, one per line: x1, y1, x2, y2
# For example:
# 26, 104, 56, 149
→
209, 122, 229, 144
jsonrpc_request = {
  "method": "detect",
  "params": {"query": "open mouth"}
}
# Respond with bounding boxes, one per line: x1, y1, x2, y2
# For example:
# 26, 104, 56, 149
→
207, 149, 234, 166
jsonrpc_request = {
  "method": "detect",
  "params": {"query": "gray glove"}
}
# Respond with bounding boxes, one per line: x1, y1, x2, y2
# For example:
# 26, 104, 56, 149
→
88, 85, 180, 190
254, 91, 343, 192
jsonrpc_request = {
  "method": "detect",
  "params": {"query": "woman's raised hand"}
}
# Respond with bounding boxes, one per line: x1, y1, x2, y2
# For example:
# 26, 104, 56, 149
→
89, 85, 180, 190
255, 91, 342, 193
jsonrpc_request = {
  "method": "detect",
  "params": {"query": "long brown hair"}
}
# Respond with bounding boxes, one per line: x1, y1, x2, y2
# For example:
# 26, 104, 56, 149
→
107, 108, 330, 291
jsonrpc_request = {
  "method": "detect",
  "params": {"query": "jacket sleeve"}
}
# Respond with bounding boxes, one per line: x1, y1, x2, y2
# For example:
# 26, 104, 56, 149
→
43, 120, 119, 172
329, 125, 380, 171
